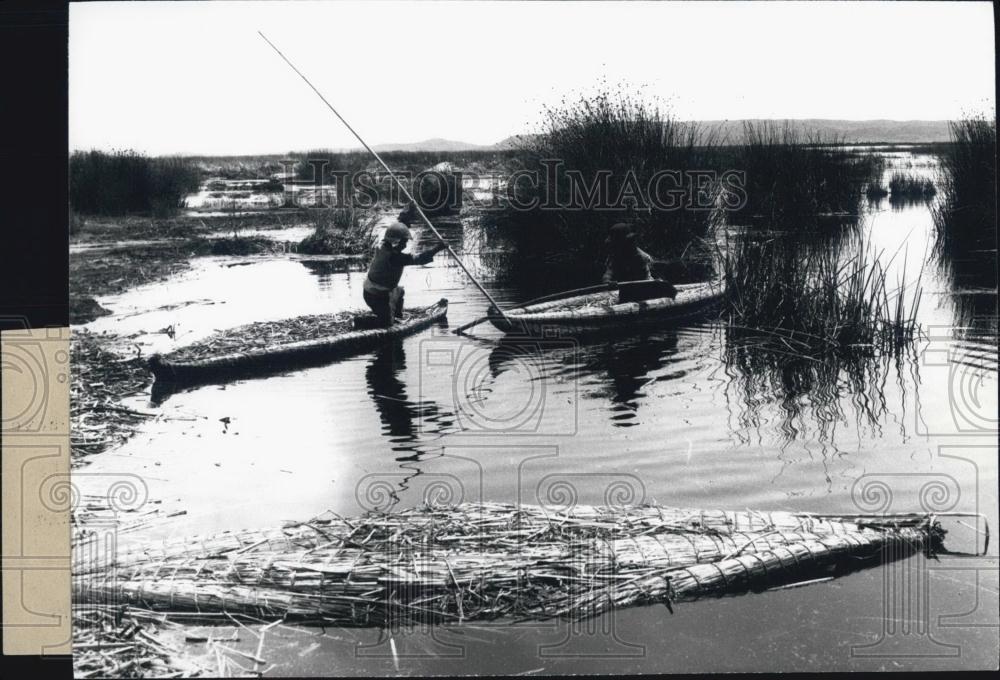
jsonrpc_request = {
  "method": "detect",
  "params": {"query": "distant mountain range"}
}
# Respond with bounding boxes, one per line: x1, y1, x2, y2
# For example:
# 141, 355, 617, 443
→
361, 120, 953, 152
693, 119, 953, 144
370, 138, 495, 153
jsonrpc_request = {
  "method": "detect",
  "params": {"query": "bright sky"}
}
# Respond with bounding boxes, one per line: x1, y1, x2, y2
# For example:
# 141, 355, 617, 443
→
69, 1, 995, 156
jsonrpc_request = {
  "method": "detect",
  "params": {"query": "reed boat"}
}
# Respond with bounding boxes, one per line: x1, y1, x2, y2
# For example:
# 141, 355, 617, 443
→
74, 502, 982, 625
147, 299, 448, 389
487, 280, 724, 335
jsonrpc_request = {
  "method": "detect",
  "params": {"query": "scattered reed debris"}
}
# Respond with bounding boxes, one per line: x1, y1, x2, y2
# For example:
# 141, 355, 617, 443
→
74, 606, 206, 678
74, 502, 947, 626
71, 330, 154, 462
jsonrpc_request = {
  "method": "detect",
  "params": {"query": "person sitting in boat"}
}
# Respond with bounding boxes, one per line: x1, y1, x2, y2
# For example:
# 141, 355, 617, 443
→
602, 222, 654, 283
363, 221, 446, 327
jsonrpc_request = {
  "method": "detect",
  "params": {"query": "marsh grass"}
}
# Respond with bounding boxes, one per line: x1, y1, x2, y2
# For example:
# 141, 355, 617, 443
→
481, 87, 722, 287
298, 206, 379, 255
888, 172, 936, 200
718, 230, 922, 358
731, 122, 880, 226
70, 150, 201, 217
933, 115, 997, 252
865, 177, 889, 200
715, 228, 923, 445
932, 115, 997, 292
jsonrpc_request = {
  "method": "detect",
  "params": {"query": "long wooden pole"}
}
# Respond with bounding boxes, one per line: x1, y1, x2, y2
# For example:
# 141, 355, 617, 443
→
258, 31, 511, 323
453, 282, 618, 335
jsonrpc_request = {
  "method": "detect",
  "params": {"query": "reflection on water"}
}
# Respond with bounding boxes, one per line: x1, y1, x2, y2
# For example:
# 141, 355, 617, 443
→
720, 332, 909, 446
482, 331, 686, 428
299, 257, 366, 290
364, 340, 456, 462
888, 193, 937, 211
359, 340, 461, 509
590, 332, 682, 426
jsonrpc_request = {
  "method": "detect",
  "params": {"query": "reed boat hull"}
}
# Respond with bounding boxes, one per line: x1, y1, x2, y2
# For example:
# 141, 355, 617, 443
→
148, 299, 448, 388
488, 282, 724, 335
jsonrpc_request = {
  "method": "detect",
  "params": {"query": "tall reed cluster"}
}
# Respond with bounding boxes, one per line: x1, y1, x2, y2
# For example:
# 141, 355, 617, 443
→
482, 87, 722, 287
718, 231, 921, 357
934, 115, 997, 251
297, 206, 379, 255
888, 172, 936, 200
730, 122, 880, 226
70, 150, 201, 217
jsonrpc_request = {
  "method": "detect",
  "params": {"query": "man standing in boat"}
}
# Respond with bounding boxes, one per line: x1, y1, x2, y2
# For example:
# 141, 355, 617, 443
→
363, 220, 446, 327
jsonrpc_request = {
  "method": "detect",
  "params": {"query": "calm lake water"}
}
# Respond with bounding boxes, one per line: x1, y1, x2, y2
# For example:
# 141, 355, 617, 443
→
77, 151, 998, 673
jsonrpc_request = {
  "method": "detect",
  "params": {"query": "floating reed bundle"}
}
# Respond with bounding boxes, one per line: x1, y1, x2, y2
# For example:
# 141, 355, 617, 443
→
74, 503, 945, 626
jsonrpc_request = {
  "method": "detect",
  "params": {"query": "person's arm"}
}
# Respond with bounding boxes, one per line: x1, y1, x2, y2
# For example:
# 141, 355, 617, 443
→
637, 248, 654, 278
389, 251, 417, 267
602, 258, 614, 283
410, 242, 447, 266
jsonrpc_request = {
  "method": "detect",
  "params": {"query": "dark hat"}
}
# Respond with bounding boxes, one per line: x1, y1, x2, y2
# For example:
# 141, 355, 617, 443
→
385, 221, 412, 242
607, 222, 635, 243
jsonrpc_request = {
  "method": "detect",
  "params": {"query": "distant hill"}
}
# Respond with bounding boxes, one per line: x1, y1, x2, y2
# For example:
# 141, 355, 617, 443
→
692, 119, 953, 144
370, 138, 494, 152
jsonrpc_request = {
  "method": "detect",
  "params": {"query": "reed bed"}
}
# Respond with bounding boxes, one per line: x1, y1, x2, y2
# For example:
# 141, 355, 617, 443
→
865, 177, 889, 200
481, 86, 721, 286
71, 150, 201, 218
717, 230, 922, 358
297, 206, 379, 255
933, 114, 997, 256
74, 502, 944, 626
71, 330, 154, 462
888, 172, 936, 200
730, 122, 880, 226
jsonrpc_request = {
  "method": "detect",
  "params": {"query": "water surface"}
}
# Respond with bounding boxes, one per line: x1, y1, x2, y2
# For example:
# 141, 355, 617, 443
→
77, 151, 998, 672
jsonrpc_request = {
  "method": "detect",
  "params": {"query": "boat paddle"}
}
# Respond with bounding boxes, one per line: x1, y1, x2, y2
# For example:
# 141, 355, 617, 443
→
258, 31, 512, 326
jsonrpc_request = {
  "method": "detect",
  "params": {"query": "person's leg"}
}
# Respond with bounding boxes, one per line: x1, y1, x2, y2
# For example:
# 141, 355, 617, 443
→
389, 286, 405, 321
364, 289, 393, 327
